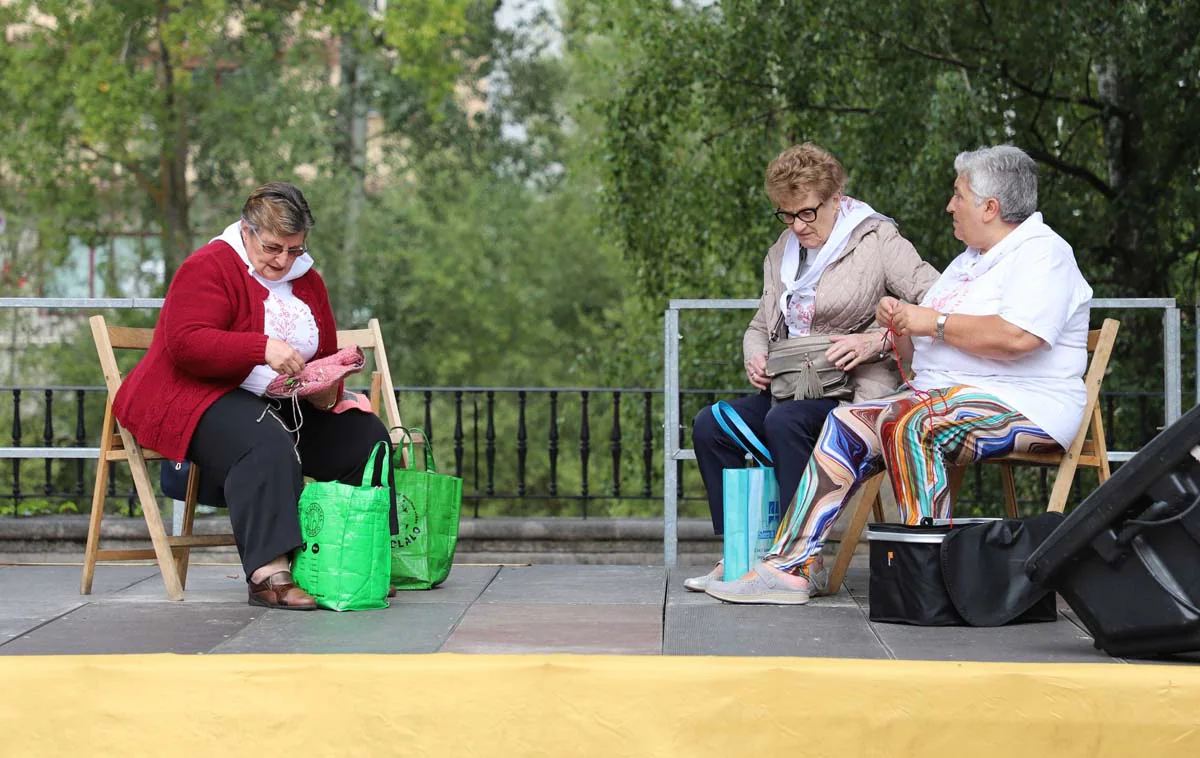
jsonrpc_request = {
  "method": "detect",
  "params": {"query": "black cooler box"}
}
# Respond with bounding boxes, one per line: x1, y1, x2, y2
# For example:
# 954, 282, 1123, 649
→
869, 517, 1059, 626
1025, 403, 1200, 658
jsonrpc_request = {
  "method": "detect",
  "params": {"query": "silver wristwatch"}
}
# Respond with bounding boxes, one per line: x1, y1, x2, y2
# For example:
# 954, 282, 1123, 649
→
935, 313, 948, 342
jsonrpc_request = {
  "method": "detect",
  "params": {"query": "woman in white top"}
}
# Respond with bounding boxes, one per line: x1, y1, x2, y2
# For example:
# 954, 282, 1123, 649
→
706, 145, 1093, 606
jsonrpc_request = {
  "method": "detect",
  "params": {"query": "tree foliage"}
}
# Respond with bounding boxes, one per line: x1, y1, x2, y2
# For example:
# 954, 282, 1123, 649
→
565, 0, 1200, 386
0, 0, 641, 389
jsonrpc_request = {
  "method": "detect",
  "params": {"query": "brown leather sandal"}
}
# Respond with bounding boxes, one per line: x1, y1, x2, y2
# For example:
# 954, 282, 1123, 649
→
248, 570, 317, 610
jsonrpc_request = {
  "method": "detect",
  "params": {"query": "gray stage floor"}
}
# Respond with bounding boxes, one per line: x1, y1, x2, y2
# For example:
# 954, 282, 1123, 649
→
2, 560, 1175, 663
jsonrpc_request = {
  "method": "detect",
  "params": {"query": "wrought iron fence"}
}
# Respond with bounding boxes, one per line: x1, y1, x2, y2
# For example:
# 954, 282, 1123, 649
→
0, 297, 1191, 531
0, 384, 1169, 519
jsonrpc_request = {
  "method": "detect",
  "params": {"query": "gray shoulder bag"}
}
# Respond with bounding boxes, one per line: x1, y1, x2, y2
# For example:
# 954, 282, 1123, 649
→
765, 335, 853, 402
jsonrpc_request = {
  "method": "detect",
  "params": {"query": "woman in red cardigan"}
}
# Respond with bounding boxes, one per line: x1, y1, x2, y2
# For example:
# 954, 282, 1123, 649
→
115, 183, 394, 610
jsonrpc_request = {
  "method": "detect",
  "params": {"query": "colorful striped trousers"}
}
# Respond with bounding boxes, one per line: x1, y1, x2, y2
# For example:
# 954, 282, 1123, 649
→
764, 386, 1060, 575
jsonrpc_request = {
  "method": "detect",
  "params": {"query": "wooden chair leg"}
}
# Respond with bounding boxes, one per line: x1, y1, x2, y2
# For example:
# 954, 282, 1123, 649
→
947, 465, 967, 512
1000, 464, 1019, 518
1046, 455, 1082, 514
81, 406, 116, 596
174, 463, 201, 589
121, 430, 185, 600
827, 473, 885, 595
80, 458, 111, 595
1092, 405, 1111, 483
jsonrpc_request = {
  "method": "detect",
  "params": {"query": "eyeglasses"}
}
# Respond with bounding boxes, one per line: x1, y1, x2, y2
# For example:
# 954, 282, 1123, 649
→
773, 205, 821, 226
246, 223, 308, 258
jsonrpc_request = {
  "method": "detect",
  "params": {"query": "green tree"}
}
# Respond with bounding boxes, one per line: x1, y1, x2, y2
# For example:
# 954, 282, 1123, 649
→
0, 1, 324, 280
566, 0, 1200, 388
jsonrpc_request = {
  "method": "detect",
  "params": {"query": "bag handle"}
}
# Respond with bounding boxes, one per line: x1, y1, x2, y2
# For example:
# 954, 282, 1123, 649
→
390, 426, 437, 472
361, 440, 392, 488
711, 401, 772, 467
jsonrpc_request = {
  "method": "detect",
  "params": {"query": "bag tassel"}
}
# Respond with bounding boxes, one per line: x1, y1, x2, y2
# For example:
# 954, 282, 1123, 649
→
795, 357, 824, 400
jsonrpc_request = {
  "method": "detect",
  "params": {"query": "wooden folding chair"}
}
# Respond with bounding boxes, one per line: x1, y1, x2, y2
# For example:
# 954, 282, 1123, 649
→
80, 315, 237, 601
81, 315, 413, 600
337, 317, 422, 461
826, 317, 1121, 595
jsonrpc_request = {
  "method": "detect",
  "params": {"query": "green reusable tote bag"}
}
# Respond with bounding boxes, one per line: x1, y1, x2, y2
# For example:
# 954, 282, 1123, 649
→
292, 440, 392, 611
390, 427, 463, 590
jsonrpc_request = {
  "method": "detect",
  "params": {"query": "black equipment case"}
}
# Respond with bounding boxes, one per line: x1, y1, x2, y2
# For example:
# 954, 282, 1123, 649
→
1025, 403, 1200, 657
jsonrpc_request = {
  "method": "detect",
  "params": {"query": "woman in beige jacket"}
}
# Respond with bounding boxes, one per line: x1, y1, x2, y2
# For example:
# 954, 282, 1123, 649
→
686, 143, 939, 592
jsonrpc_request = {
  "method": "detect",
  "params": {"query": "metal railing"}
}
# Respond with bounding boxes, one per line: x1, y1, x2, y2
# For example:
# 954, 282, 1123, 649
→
661, 297, 1186, 566
0, 381, 1167, 518
0, 299, 692, 518
0, 297, 1190, 537
0, 383, 675, 517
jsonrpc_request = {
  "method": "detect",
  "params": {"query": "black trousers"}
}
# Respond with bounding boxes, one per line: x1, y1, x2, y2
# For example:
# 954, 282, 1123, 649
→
187, 390, 396, 578
692, 391, 838, 535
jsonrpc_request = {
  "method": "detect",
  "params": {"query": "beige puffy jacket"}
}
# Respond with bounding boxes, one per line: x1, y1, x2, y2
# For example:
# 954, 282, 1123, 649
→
743, 218, 940, 402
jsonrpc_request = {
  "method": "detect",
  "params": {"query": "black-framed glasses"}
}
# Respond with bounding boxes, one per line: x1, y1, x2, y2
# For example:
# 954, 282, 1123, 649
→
773, 205, 821, 225
246, 223, 308, 258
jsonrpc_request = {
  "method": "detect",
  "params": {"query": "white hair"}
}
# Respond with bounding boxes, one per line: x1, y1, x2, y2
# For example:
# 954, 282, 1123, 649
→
953, 145, 1038, 223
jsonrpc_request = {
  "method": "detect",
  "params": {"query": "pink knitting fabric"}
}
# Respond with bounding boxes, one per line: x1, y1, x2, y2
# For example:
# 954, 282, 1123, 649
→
265, 346, 366, 399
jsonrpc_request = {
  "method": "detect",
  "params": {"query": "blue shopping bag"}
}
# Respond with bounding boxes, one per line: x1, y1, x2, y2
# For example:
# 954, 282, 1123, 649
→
713, 401, 782, 581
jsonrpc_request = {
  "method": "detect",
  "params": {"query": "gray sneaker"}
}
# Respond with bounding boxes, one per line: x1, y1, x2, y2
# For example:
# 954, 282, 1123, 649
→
705, 564, 813, 605
683, 562, 723, 592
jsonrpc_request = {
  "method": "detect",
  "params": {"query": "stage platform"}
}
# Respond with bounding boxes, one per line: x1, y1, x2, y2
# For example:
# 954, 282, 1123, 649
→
2, 561, 1199, 756
0, 560, 1174, 660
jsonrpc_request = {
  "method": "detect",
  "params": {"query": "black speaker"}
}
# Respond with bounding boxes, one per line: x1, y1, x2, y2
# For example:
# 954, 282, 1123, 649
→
1026, 403, 1200, 658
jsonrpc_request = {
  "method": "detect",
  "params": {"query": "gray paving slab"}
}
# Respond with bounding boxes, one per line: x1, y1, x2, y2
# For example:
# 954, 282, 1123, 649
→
0, 563, 1179, 662
106, 564, 248, 604
867, 614, 1113, 663
665, 601, 889, 658
0, 602, 262, 655
0, 600, 84, 643
214, 601, 470, 654
0, 564, 158, 601
443, 602, 662, 655
665, 568, 859, 609
842, 565, 870, 598
387, 565, 499, 604
475, 565, 664, 605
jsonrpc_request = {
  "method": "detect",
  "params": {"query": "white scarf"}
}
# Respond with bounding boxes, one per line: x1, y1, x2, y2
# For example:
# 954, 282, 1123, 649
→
921, 212, 1055, 310
213, 220, 314, 288
778, 196, 889, 317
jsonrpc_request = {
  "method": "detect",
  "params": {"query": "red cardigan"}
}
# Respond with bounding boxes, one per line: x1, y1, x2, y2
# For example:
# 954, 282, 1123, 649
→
114, 240, 338, 461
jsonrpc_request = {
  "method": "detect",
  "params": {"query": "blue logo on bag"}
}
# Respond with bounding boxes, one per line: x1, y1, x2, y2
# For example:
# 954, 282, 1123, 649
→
758, 499, 781, 539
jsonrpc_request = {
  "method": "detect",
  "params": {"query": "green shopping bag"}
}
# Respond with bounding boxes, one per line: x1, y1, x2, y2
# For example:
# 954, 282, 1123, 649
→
390, 427, 462, 590
292, 440, 392, 611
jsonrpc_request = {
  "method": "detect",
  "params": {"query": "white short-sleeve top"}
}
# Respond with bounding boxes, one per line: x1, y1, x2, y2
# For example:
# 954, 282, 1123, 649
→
910, 212, 1093, 447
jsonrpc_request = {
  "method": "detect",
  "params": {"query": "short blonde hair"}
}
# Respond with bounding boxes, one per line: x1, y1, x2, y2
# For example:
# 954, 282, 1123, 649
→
764, 143, 846, 207
241, 182, 315, 237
